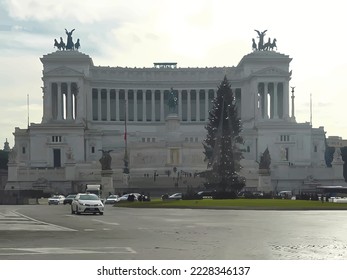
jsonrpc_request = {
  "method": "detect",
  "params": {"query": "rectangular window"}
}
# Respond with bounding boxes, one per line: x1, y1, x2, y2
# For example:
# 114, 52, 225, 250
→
52, 136, 62, 142
91, 146, 95, 154
53, 149, 61, 168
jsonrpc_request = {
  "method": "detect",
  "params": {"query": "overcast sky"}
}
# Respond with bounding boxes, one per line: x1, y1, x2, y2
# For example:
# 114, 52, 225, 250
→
1, 0, 347, 147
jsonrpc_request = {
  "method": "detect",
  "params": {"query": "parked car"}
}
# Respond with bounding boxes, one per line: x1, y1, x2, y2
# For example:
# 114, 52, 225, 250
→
116, 193, 141, 202
105, 194, 119, 204
165, 193, 182, 200
63, 194, 76, 205
196, 190, 216, 198
48, 195, 65, 205
71, 193, 104, 215
277, 191, 293, 199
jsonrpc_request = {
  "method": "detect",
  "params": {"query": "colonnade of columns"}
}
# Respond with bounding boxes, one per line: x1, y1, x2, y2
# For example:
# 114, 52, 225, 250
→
48, 82, 78, 121
46, 81, 290, 123
91, 88, 228, 122
257, 81, 289, 119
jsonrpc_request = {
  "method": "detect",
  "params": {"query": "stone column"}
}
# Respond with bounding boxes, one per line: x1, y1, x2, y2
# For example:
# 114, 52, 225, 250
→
273, 82, 278, 118
125, 90, 129, 122
196, 90, 200, 121
205, 90, 209, 121
283, 81, 290, 120
264, 83, 269, 119
151, 90, 155, 121
106, 88, 111, 121
43, 81, 52, 122
57, 83, 63, 120
258, 83, 264, 119
116, 89, 120, 121
178, 89, 182, 119
187, 90, 191, 122
142, 90, 146, 122
66, 83, 72, 120
97, 89, 101, 121
160, 90, 164, 121
134, 89, 138, 122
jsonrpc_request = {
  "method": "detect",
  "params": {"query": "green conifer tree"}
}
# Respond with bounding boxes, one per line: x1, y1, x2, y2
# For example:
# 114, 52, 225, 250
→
202, 76, 245, 196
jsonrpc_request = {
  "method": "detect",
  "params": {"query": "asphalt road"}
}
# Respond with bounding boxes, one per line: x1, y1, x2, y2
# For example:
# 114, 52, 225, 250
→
1, 204, 347, 260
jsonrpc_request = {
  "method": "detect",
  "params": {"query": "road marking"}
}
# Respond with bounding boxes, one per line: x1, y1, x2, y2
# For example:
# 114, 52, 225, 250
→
0, 211, 76, 231
92, 219, 119, 226
0, 246, 137, 256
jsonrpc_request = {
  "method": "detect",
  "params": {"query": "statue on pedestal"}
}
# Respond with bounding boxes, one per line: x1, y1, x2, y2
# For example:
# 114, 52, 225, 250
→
253, 30, 277, 51
99, 150, 113, 170
65, 28, 75, 50
259, 147, 271, 171
254, 29, 267, 50
167, 87, 178, 114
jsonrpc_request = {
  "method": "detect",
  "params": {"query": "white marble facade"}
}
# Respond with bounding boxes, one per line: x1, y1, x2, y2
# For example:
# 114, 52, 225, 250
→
5, 49, 344, 195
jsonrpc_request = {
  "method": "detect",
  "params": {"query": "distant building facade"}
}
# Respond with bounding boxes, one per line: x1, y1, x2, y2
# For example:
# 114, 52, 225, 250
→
5, 46, 345, 195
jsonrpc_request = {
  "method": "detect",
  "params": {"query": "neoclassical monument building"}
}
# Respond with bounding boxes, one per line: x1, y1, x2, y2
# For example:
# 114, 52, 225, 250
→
5, 32, 345, 195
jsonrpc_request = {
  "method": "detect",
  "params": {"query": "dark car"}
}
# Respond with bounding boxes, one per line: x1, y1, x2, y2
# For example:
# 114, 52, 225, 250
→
63, 194, 77, 205
196, 190, 216, 198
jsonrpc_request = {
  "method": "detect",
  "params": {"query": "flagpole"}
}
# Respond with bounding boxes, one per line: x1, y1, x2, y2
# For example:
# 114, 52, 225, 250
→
123, 99, 129, 175
27, 94, 30, 128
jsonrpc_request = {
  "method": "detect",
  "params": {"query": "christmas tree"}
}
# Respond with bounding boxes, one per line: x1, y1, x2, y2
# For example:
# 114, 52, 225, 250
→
202, 76, 245, 196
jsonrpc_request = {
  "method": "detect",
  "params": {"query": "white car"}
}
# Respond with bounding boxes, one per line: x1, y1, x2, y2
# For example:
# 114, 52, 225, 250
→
48, 195, 65, 205
105, 194, 119, 204
116, 193, 140, 202
168, 193, 182, 200
71, 193, 104, 215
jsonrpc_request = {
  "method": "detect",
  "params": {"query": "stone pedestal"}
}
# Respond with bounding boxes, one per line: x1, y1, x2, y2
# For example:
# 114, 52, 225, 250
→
65, 162, 76, 180
166, 114, 180, 131
258, 169, 272, 193
101, 170, 114, 197
331, 147, 344, 180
